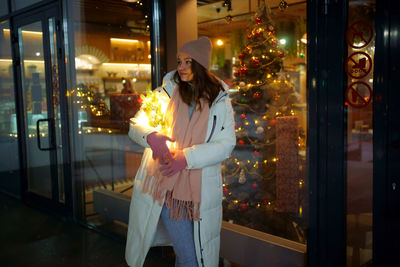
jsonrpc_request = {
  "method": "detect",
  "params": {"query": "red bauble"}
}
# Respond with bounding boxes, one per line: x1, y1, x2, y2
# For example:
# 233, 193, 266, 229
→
238, 140, 245, 145
252, 183, 258, 189
240, 67, 247, 76
251, 59, 260, 66
238, 53, 244, 60
137, 97, 143, 104
239, 203, 248, 211
233, 70, 240, 77
253, 150, 260, 156
240, 113, 247, 120
262, 199, 269, 206
255, 31, 263, 37
278, 51, 285, 57
235, 123, 238, 129
247, 34, 252, 39
269, 119, 276, 126
253, 92, 261, 99
255, 17, 262, 24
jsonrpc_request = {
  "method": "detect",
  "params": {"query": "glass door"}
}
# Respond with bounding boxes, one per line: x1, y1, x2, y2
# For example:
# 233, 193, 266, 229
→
13, 4, 68, 210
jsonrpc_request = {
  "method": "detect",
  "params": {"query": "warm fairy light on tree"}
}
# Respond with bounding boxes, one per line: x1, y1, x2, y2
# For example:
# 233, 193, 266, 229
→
222, 3, 306, 242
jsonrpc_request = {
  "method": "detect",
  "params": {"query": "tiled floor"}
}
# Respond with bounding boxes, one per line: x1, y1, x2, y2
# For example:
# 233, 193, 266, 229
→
0, 193, 173, 267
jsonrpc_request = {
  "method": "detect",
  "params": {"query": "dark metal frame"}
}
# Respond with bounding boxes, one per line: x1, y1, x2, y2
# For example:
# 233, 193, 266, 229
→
150, 0, 166, 88
373, 0, 400, 265
9, 1, 72, 213
307, 0, 348, 266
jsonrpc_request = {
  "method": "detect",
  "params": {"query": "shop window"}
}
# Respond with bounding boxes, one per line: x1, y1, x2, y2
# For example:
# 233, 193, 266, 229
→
0, 1, 8, 16
68, 0, 151, 229
12, 0, 43, 11
346, 1, 375, 266
198, 0, 308, 244
0, 20, 21, 196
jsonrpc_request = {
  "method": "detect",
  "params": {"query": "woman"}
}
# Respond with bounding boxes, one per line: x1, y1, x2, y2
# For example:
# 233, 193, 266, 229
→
125, 37, 236, 267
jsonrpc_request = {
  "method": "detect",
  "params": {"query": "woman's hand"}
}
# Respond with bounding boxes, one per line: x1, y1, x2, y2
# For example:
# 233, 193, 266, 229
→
160, 150, 187, 177
147, 132, 174, 164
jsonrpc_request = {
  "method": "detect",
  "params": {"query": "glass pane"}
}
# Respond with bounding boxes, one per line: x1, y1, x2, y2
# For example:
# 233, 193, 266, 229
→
198, 0, 308, 243
19, 21, 52, 198
346, 1, 375, 266
48, 17, 65, 203
0, 20, 21, 196
0, 1, 8, 17
69, 0, 151, 231
12, 0, 43, 11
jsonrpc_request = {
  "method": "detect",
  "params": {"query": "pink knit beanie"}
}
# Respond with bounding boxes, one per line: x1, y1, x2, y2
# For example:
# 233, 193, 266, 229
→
178, 37, 212, 70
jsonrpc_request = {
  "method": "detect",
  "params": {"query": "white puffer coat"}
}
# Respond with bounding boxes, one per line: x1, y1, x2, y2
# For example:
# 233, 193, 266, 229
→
125, 71, 236, 267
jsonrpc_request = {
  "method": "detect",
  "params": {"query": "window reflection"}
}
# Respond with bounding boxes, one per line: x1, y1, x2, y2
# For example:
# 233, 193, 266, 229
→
346, 1, 375, 266
0, 20, 21, 196
69, 0, 151, 226
198, 0, 307, 243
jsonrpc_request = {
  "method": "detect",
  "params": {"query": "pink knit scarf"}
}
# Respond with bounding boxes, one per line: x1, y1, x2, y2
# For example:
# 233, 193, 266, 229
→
142, 88, 209, 221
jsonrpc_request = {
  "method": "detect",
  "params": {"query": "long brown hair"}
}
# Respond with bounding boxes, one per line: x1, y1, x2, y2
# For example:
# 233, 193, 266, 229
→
173, 60, 224, 109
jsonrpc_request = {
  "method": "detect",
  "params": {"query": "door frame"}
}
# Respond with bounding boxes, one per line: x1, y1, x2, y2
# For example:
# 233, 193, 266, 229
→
10, 1, 72, 214
373, 0, 400, 265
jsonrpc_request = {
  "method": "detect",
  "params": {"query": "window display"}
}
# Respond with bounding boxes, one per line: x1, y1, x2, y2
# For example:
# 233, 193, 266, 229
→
198, 0, 307, 243
68, 0, 151, 227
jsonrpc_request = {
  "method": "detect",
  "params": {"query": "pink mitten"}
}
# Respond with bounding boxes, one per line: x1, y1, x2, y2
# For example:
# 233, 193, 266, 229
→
160, 150, 188, 177
147, 132, 175, 163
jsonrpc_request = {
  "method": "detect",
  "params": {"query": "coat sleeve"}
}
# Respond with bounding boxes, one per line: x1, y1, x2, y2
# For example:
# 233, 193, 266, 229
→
128, 71, 176, 148
128, 109, 157, 148
183, 97, 236, 169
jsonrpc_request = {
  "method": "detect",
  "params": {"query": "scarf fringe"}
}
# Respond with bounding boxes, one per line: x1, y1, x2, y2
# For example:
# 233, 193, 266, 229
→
165, 191, 200, 221
142, 171, 165, 206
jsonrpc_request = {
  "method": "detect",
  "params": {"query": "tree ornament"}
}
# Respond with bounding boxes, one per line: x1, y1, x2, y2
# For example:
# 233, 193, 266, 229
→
240, 67, 247, 76
238, 140, 245, 145
239, 81, 246, 87
240, 98, 246, 103
251, 58, 260, 66
278, 51, 285, 57
247, 34, 252, 39
254, 150, 260, 156
238, 169, 246, 184
234, 70, 240, 77
253, 92, 261, 99
279, 0, 289, 11
252, 183, 259, 189
240, 113, 247, 120
238, 53, 244, 60
223, 188, 229, 197
255, 17, 262, 24
255, 126, 264, 134
269, 119, 276, 126
239, 203, 248, 211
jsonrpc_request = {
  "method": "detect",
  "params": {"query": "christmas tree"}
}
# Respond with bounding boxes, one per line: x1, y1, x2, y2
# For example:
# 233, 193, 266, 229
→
222, 4, 306, 242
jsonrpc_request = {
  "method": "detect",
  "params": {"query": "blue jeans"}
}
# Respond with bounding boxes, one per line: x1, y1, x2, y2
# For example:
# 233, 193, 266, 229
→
160, 204, 198, 267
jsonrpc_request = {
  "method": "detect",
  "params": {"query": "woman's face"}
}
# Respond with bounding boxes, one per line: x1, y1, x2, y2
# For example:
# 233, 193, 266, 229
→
177, 52, 194, 82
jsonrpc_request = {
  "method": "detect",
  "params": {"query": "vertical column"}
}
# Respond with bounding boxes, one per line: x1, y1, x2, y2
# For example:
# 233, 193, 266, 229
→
165, 0, 198, 72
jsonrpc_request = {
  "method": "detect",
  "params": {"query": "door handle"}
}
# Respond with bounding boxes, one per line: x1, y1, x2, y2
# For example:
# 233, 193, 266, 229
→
36, 118, 55, 151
